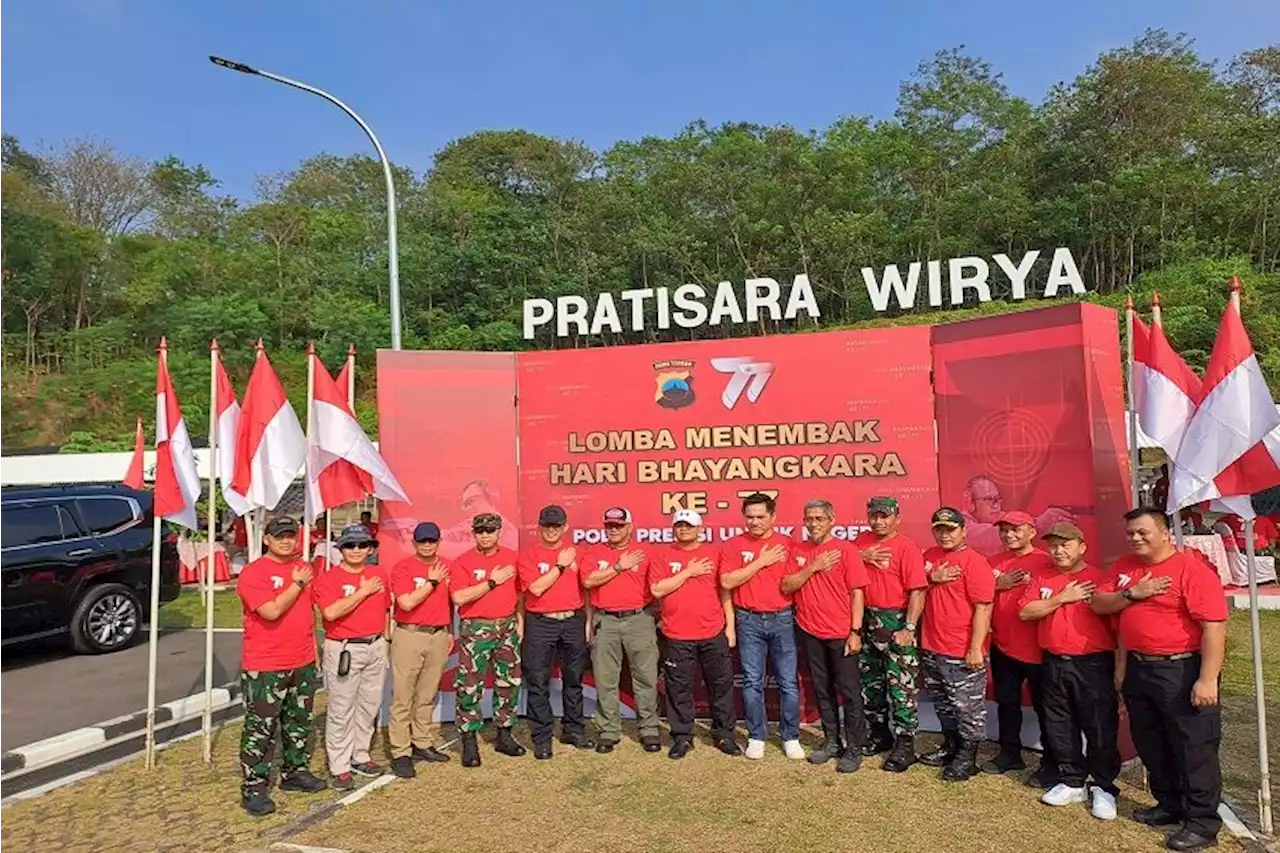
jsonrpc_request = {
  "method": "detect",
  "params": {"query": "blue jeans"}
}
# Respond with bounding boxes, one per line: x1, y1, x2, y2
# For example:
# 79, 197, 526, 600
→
735, 607, 800, 741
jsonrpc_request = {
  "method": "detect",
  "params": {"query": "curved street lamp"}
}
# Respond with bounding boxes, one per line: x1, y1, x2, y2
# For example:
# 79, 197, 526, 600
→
209, 55, 403, 350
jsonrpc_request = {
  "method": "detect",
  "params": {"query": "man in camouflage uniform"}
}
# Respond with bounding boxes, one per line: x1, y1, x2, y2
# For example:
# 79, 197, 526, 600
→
448, 512, 526, 767
236, 517, 327, 816
852, 497, 928, 772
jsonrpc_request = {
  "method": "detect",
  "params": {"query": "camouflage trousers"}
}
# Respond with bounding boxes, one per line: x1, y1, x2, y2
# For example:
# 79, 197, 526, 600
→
922, 649, 988, 742
860, 608, 920, 737
454, 617, 522, 733
239, 663, 319, 795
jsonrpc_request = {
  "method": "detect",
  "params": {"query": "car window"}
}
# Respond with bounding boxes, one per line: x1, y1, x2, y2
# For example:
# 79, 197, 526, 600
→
2, 504, 72, 549
77, 497, 140, 535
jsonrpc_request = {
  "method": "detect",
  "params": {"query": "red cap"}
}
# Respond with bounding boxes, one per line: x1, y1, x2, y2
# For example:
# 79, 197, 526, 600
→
997, 511, 1035, 527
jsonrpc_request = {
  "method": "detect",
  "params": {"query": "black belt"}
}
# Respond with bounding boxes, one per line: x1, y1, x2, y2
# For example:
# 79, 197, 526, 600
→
396, 623, 448, 634
339, 635, 383, 645
601, 608, 646, 618
531, 610, 583, 621
1046, 651, 1112, 662
1129, 651, 1197, 663
735, 605, 793, 616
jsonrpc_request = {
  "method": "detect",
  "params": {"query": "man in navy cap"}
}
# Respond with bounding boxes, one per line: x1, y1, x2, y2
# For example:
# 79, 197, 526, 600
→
387, 521, 454, 777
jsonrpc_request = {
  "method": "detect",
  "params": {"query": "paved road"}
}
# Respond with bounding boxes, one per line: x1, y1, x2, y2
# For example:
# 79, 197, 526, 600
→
1, 630, 243, 751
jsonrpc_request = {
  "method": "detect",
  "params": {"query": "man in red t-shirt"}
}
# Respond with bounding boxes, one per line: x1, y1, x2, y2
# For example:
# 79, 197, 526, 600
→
518, 505, 595, 758
1091, 507, 1229, 850
783, 498, 867, 772
853, 496, 928, 772
918, 507, 995, 782
235, 516, 326, 816
1017, 523, 1121, 821
649, 509, 741, 759
387, 522, 453, 779
582, 506, 661, 752
448, 512, 525, 767
314, 524, 390, 790
985, 511, 1057, 784
719, 492, 802, 761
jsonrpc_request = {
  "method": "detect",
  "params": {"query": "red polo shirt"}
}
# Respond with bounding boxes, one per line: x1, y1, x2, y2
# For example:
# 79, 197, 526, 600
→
852, 531, 927, 610
583, 542, 653, 611
518, 542, 585, 613
1104, 551, 1229, 655
238, 555, 317, 671
990, 549, 1054, 663
1016, 565, 1116, 656
449, 547, 520, 620
718, 532, 793, 612
920, 546, 996, 658
650, 543, 724, 641
793, 539, 868, 640
314, 564, 390, 640
390, 555, 452, 627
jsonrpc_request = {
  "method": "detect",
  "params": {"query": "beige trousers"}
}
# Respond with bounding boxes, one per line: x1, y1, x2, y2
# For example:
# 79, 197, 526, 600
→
388, 627, 451, 757
322, 637, 388, 776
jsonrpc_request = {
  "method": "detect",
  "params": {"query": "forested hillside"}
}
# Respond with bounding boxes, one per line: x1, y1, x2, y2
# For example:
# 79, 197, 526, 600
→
3, 31, 1278, 450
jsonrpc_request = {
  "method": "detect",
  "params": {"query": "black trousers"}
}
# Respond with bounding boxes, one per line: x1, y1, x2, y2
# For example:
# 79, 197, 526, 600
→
799, 628, 866, 749
1042, 652, 1121, 794
991, 645, 1055, 766
663, 632, 737, 741
522, 611, 588, 745
1123, 654, 1223, 838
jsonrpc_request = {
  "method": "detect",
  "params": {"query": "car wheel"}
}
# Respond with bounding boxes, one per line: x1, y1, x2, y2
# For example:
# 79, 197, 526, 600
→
70, 583, 142, 654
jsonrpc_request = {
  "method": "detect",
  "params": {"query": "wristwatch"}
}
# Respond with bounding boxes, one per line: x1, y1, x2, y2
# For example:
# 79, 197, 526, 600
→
425, 579, 438, 591
1121, 588, 1135, 601
486, 578, 498, 590
294, 579, 306, 589
904, 621, 917, 633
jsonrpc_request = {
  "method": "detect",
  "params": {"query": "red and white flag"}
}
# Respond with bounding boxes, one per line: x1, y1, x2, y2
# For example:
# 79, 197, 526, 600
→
231, 346, 306, 511
123, 416, 145, 490
154, 346, 202, 529
214, 358, 252, 517
1170, 287, 1280, 513
1133, 308, 1200, 460
304, 352, 409, 521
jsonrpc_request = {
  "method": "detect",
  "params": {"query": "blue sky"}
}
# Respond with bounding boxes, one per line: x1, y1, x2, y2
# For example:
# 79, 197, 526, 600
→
3, 0, 1276, 200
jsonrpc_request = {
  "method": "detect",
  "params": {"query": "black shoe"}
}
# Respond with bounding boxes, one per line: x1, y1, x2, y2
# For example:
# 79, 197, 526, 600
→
809, 737, 843, 765
882, 735, 917, 773
560, 733, 597, 750
715, 738, 743, 756
669, 739, 693, 759
495, 727, 527, 757
391, 756, 416, 779
941, 740, 979, 782
412, 746, 452, 763
1026, 762, 1060, 789
861, 729, 894, 757
461, 732, 481, 768
918, 733, 959, 767
534, 743, 553, 760
641, 736, 662, 753
279, 769, 327, 793
1133, 805, 1183, 827
241, 791, 276, 817
981, 750, 1026, 775
836, 748, 863, 774
595, 740, 617, 754
1166, 828, 1218, 851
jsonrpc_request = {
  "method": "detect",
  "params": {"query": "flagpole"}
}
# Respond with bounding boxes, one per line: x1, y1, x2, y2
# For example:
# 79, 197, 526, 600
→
1126, 296, 1140, 507
249, 342, 266, 563
202, 340, 219, 762
1151, 293, 1186, 543
145, 338, 167, 770
303, 344, 315, 565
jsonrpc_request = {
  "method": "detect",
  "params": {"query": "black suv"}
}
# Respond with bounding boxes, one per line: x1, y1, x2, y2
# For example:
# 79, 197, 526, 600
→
1, 484, 181, 654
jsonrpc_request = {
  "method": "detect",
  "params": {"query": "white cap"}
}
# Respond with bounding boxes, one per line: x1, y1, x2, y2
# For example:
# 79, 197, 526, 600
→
672, 509, 703, 527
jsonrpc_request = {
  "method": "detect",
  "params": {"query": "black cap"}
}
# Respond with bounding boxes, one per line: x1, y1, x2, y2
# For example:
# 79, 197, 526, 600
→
930, 507, 965, 529
264, 516, 299, 537
538, 505, 568, 526
413, 522, 441, 542
336, 524, 377, 549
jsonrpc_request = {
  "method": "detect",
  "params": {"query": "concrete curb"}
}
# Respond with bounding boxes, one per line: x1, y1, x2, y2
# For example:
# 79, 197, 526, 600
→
1228, 591, 1280, 611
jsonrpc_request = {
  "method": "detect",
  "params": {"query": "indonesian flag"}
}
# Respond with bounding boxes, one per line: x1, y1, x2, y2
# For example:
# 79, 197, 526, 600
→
304, 352, 409, 522
122, 416, 145, 490
1133, 311, 1199, 460
154, 349, 202, 529
231, 347, 306, 511
1170, 289, 1280, 514
214, 358, 252, 517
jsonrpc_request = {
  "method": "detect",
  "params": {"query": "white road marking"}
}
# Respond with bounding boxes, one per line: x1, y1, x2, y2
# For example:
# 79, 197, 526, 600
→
336, 773, 395, 806
1218, 802, 1257, 840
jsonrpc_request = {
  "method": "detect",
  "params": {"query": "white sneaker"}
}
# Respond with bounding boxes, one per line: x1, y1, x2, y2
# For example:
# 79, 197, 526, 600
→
1090, 787, 1117, 820
1041, 783, 1089, 806
745, 739, 766, 760
783, 739, 805, 760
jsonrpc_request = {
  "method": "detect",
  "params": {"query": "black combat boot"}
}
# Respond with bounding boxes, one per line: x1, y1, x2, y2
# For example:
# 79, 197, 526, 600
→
836, 747, 863, 774
942, 740, 980, 782
495, 726, 527, 757
918, 731, 959, 767
461, 731, 481, 768
861, 726, 894, 757
881, 734, 917, 773
808, 730, 843, 765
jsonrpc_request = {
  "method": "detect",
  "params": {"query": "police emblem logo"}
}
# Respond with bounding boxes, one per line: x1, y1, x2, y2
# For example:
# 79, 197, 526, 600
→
653, 359, 696, 409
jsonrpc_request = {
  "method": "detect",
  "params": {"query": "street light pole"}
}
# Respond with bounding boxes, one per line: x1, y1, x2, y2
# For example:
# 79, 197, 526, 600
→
209, 56, 403, 350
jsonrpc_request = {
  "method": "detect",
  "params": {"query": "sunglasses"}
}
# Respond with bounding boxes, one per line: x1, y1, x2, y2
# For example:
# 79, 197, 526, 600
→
415, 538, 441, 544
473, 526, 500, 534
341, 541, 376, 549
